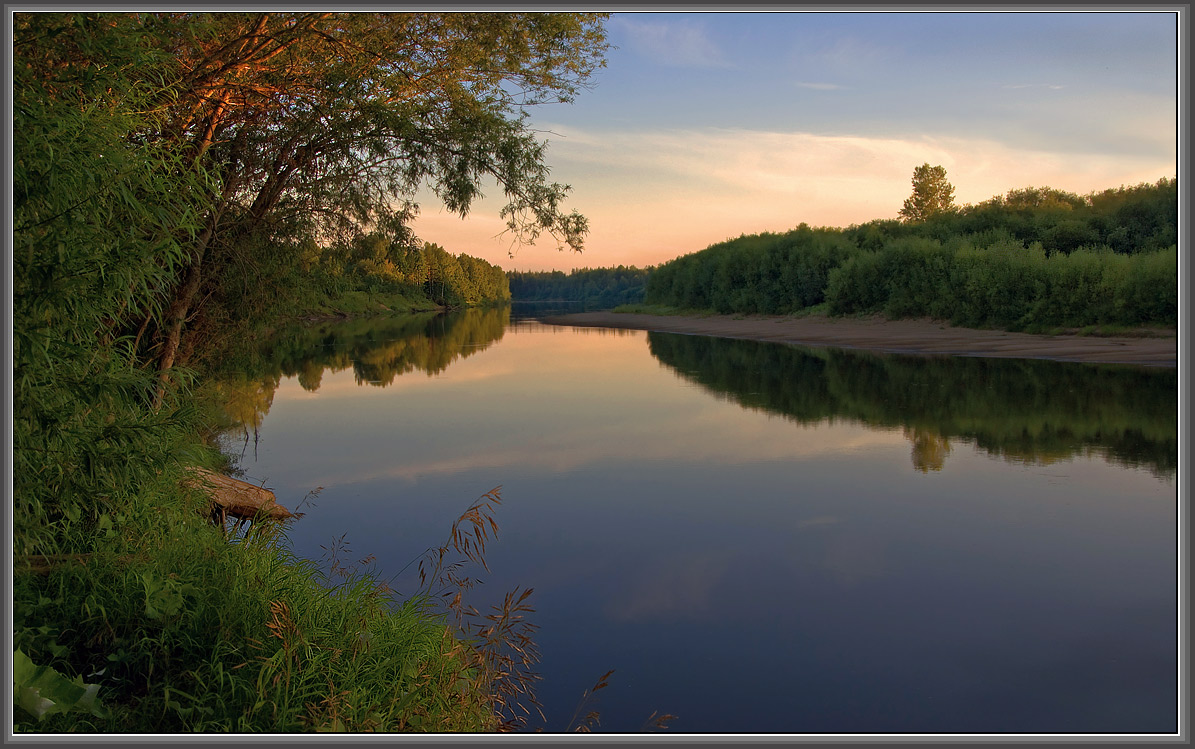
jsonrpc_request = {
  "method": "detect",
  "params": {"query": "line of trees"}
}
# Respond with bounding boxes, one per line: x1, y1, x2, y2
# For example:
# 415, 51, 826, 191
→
17, 12, 604, 392
645, 176, 1177, 330
306, 233, 512, 308
507, 265, 653, 307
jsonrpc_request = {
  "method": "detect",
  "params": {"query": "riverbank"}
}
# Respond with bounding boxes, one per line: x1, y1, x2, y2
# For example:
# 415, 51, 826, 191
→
542, 312, 1178, 367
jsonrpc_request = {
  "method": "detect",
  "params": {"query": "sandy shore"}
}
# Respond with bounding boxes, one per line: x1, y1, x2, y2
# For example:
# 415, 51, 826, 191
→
541, 312, 1178, 367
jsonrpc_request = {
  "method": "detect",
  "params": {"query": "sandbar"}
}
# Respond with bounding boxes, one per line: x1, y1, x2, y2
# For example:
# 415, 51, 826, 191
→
541, 312, 1178, 367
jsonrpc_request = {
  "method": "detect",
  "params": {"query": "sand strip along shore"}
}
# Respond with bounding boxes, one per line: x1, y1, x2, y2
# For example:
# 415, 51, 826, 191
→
541, 312, 1178, 367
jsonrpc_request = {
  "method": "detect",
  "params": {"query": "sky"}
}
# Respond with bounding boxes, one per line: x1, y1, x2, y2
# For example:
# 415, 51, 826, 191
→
409, 10, 1180, 273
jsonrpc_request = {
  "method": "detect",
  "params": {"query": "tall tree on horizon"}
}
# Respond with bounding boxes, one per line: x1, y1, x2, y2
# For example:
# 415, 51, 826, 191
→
899, 163, 956, 223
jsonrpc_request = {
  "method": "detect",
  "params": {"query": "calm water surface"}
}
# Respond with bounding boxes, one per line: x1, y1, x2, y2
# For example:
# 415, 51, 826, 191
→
217, 308, 1177, 734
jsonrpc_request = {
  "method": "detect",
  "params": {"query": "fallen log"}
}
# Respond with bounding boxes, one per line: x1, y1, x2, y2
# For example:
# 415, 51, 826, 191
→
185, 467, 303, 526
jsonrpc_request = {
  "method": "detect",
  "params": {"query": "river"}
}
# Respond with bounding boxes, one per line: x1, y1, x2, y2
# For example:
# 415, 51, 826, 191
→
212, 306, 1177, 735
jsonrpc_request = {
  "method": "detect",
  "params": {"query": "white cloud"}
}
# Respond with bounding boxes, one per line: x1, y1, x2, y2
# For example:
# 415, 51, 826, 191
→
549, 122, 1172, 204
616, 17, 733, 69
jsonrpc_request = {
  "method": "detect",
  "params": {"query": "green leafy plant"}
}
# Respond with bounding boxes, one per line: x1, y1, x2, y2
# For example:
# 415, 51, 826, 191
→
14, 649, 107, 722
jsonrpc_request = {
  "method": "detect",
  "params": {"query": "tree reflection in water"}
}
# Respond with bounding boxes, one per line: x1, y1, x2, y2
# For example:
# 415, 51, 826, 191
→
206, 309, 1177, 479
207, 307, 510, 442
646, 331, 1176, 477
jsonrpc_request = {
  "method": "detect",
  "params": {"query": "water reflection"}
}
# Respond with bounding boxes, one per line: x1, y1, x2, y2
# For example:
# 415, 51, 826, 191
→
211, 310, 1176, 733
279, 307, 509, 387
646, 332, 1177, 478
212, 311, 1177, 480
209, 308, 510, 435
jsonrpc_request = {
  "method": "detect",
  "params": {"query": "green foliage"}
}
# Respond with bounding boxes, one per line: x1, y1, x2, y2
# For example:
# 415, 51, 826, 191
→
12, 489, 501, 732
15, 12, 607, 381
136, 12, 606, 371
420, 243, 511, 307
899, 163, 956, 223
308, 234, 508, 310
178, 229, 510, 362
508, 265, 653, 307
13, 12, 215, 557
609, 304, 709, 317
645, 227, 855, 315
14, 649, 107, 723
645, 177, 1176, 331
13, 12, 561, 732
825, 240, 1176, 330
906, 177, 1177, 256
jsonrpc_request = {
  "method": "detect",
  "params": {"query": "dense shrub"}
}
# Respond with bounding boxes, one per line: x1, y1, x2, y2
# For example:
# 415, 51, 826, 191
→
646, 227, 855, 315
824, 240, 1176, 329
647, 178, 1176, 330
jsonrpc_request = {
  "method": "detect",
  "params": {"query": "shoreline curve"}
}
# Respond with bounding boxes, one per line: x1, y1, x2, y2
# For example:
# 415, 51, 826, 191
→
540, 312, 1178, 367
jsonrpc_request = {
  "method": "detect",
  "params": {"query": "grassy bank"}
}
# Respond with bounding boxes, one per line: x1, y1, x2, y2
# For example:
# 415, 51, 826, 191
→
293, 287, 443, 320
13, 301, 534, 732
13, 429, 533, 733
14, 478, 539, 735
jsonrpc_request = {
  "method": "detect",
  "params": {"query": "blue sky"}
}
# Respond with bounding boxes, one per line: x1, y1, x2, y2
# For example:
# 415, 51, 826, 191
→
411, 10, 1179, 272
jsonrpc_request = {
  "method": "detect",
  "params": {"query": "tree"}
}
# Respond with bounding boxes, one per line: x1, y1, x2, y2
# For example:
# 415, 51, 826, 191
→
899, 163, 956, 223
16, 12, 611, 391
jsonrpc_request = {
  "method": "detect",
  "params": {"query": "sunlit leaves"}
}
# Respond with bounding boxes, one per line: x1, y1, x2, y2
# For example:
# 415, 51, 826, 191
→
125, 12, 607, 364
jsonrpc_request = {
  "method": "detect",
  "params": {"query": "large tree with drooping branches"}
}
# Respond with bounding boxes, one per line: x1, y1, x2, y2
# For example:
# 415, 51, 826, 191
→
17, 12, 609, 389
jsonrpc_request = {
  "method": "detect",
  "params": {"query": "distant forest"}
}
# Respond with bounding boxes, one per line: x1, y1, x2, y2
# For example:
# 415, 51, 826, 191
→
507, 265, 652, 307
640, 177, 1176, 330
308, 233, 512, 308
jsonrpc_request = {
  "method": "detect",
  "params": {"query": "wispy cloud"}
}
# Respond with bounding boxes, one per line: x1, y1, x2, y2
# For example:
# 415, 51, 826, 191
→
795, 81, 845, 91
615, 17, 733, 69
1001, 83, 1065, 90
812, 35, 891, 75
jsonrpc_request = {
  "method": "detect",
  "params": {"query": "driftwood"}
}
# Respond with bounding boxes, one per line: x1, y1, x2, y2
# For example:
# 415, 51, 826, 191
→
15, 473, 302, 576
185, 467, 303, 528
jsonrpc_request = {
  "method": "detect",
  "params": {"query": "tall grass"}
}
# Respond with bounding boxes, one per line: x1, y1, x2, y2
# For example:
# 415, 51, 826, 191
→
13, 477, 536, 732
